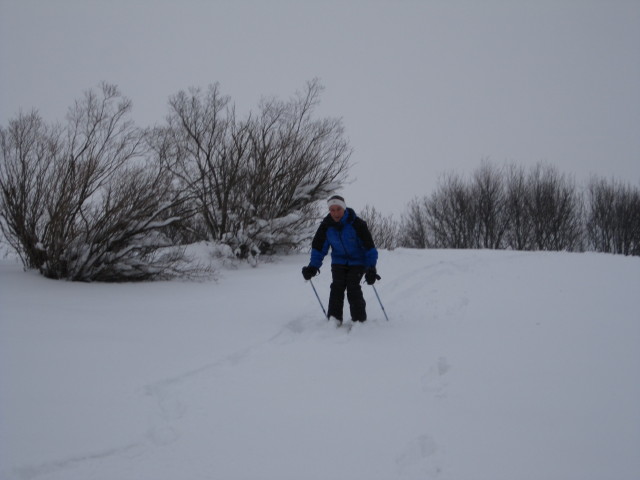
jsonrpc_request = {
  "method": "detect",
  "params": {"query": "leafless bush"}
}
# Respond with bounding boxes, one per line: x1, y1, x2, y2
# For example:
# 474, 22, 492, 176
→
359, 204, 399, 250
162, 79, 352, 258
586, 177, 640, 256
398, 161, 586, 253
399, 197, 431, 248
504, 164, 533, 250
526, 163, 583, 251
418, 163, 508, 249
424, 172, 478, 248
155, 83, 242, 245
0, 111, 62, 268
0, 84, 195, 281
399, 173, 478, 250
472, 161, 508, 248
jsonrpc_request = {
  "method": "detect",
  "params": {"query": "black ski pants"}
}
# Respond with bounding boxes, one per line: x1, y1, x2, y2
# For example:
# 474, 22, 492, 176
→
327, 264, 366, 322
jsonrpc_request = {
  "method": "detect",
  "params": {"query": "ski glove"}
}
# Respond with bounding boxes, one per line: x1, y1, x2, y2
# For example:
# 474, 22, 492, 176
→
365, 267, 381, 285
302, 265, 319, 280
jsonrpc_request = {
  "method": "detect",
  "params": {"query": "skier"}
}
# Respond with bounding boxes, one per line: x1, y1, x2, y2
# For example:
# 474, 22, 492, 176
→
302, 195, 380, 325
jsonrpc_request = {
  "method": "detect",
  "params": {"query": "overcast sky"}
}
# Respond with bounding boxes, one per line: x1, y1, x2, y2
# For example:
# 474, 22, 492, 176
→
1, 0, 639, 215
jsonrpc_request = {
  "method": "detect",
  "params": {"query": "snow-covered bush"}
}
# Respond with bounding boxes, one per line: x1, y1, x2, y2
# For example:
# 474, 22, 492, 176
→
159, 79, 351, 259
0, 80, 352, 280
0, 84, 195, 281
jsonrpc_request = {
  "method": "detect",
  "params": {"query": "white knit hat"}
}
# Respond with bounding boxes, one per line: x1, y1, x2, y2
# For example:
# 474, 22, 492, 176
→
327, 195, 346, 209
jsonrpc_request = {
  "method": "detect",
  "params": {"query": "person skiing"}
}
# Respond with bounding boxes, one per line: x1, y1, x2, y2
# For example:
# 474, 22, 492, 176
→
301, 195, 380, 324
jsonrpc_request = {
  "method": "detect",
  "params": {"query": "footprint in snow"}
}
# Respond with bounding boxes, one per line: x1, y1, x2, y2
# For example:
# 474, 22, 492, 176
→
395, 434, 443, 477
421, 356, 451, 398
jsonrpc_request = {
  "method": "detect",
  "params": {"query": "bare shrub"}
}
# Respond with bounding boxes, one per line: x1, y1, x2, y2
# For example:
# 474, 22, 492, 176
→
586, 177, 640, 256
162, 79, 352, 258
424, 172, 477, 249
0, 84, 194, 281
359, 204, 399, 250
397, 161, 586, 253
526, 163, 583, 251
471, 160, 508, 248
0, 111, 62, 268
504, 164, 532, 250
399, 197, 431, 248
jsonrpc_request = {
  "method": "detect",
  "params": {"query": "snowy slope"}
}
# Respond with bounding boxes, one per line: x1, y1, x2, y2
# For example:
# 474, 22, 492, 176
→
1, 249, 639, 480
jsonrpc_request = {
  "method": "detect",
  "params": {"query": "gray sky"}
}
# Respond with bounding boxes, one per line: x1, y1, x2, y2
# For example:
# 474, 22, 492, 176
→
1, 0, 639, 216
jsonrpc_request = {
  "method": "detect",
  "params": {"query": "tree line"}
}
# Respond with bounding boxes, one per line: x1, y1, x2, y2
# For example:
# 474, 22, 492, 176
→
0, 81, 351, 281
2, 83, 638, 282
361, 161, 640, 257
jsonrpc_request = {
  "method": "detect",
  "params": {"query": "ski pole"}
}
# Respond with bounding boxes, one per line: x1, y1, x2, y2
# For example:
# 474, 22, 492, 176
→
371, 284, 389, 321
309, 278, 328, 319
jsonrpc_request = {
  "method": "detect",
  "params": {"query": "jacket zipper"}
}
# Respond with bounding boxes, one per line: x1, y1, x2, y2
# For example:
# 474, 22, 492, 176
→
338, 229, 352, 264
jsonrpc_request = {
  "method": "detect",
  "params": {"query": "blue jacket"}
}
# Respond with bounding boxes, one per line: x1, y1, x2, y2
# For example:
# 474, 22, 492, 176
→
309, 208, 378, 269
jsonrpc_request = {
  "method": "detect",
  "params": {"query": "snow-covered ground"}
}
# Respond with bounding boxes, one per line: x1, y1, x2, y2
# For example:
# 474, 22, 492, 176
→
1, 248, 639, 480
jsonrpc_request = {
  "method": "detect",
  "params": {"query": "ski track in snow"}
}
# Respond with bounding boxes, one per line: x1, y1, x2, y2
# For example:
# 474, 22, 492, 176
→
9, 444, 143, 480
0, 252, 531, 480
139, 313, 453, 480
6, 318, 362, 480
142, 315, 393, 442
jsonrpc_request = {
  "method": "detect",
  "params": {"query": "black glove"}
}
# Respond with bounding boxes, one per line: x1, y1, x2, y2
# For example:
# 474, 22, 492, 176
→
365, 267, 381, 285
301, 265, 319, 280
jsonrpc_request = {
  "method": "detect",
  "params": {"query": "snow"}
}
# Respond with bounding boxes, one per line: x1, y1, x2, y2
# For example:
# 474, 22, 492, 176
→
1, 248, 639, 480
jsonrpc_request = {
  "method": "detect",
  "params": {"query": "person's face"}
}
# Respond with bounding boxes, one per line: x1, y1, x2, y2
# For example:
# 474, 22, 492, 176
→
329, 205, 345, 222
